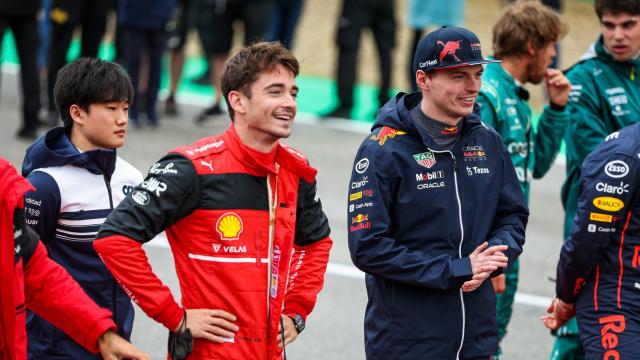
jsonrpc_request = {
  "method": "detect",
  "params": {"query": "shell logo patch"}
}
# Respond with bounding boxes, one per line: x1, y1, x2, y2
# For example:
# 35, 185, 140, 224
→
216, 212, 243, 240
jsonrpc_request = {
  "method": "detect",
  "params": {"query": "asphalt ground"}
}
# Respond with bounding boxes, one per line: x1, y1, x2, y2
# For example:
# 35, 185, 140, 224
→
1, 69, 567, 359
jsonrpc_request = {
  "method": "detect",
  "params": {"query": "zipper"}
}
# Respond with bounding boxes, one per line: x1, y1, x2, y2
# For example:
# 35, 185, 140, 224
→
428, 148, 465, 360
102, 174, 117, 327
265, 168, 279, 323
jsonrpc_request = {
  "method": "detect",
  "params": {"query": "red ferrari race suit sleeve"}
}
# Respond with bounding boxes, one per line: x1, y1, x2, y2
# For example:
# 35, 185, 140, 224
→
19, 210, 116, 353
283, 179, 332, 320
94, 154, 202, 331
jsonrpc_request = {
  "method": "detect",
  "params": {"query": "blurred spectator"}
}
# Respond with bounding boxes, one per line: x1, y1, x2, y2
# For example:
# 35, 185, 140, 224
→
503, 0, 561, 68
118, 0, 176, 127
0, 0, 42, 139
165, 0, 196, 116
266, 0, 304, 49
47, 0, 112, 124
194, 0, 272, 124
37, 0, 52, 77
324, 0, 395, 120
406, 0, 466, 91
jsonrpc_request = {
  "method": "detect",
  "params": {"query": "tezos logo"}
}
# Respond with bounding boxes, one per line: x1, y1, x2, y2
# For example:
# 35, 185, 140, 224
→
355, 158, 369, 174
604, 160, 629, 178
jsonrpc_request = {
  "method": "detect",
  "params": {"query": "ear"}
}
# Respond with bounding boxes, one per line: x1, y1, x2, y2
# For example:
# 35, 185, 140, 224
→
416, 70, 430, 91
228, 90, 247, 117
69, 104, 86, 125
526, 40, 537, 57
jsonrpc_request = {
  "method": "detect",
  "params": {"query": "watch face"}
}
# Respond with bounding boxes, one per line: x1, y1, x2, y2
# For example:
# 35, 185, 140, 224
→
294, 315, 305, 333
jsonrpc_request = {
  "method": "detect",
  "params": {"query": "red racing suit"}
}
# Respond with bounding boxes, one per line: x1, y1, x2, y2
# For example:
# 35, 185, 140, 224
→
0, 158, 116, 360
94, 125, 333, 360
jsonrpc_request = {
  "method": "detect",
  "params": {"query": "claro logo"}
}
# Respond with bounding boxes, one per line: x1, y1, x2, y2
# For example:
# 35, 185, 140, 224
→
604, 160, 629, 178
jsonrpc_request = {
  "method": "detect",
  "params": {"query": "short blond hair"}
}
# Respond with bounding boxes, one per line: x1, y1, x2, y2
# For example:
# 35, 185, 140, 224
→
492, 0, 568, 58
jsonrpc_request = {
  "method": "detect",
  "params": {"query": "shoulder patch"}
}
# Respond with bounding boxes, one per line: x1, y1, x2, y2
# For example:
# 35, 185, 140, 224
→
173, 136, 226, 159
369, 126, 407, 146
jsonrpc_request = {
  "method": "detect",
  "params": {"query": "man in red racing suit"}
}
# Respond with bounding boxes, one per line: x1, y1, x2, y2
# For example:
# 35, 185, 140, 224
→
94, 42, 333, 360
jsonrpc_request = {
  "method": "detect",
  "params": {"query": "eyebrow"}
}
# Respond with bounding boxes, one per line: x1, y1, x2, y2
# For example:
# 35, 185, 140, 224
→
264, 83, 299, 93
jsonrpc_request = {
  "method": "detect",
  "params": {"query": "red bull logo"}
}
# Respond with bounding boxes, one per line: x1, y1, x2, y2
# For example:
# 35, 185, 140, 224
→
440, 126, 459, 135
370, 126, 407, 145
352, 214, 369, 224
437, 40, 463, 62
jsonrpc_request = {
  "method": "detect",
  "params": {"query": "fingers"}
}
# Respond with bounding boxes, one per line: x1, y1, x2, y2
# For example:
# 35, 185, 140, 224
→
546, 298, 555, 314
491, 274, 506, 294
186, 309, 240, 343
480, 245, 508, 255
471, 241, 488, 256
540, 314, 559, 330
209, 309, 238, 322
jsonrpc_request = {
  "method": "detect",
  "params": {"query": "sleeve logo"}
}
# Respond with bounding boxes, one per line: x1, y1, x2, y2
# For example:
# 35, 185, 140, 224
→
604, 160, 629, 178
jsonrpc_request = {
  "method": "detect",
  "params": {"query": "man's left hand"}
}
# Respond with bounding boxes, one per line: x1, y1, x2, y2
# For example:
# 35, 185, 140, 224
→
277, 315, 299, 348
545, 69, 571, 107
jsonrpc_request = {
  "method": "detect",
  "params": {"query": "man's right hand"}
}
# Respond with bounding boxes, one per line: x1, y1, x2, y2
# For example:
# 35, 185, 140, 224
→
462, 242, 509, 292
175, 309, 240, 343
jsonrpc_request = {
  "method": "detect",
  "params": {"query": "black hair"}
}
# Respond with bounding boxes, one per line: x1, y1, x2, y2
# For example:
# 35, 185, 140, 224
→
596, 0, 640, 18
54, 57, 134, 127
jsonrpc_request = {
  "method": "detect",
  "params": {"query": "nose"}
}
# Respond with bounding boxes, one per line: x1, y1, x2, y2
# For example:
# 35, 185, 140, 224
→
118, 108, 129, 125
467, 77, 482, 93
612, 25, 624, 40
283, 93, 297, 111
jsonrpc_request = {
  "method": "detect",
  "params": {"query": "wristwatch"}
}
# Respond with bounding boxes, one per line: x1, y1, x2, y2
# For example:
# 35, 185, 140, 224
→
292, 314, 305, 334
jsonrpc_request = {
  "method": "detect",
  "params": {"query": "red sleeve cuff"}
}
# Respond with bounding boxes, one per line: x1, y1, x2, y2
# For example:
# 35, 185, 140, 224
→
283, 302, 308, 321
83, 319, 117, 353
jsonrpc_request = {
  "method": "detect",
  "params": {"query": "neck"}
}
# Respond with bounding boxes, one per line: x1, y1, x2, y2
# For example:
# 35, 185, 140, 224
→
500, 57, 528, 83
70, 127, 100, 152
419, 96, 461, 127
233, 122, 278, 153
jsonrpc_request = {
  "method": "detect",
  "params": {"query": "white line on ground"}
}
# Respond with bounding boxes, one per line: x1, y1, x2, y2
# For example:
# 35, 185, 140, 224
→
146, 234, 551, 309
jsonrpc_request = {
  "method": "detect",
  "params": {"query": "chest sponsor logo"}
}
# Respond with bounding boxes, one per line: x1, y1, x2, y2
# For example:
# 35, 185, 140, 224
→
212, 243, 247, 253
596, 181, 629, 195
370, 126, 407, 145
413, 151, 436, 168
349, 189, 374, 201
507, 142, 529, 156
352, 214, 369, 224
186, 140, 224, 156
350, 214, 371, 232
593, 196, 624, 212
466, 166, 490, 176
590, 212, 613, 223
349, 202, 374, 213
461, 145, 487, 161
141, 177, 168, 197
150, 162, 178, 175
216, 212, 244, 240
416, 170, 445, 182
604, 160, 629, 178
355, 158, 369, 174
351, 176, 369, 189
131, 190, 150, 205
25, 197, 41, 207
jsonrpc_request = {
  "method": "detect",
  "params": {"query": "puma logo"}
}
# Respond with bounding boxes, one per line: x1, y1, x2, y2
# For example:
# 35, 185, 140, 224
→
200, 160, 214, 172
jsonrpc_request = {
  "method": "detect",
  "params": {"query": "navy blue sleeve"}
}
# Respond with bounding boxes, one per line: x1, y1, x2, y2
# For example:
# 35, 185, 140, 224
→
347, 141, 469, 290
487, 142, 529, 269
556, 149, 640, 303
23, 171, 61, 245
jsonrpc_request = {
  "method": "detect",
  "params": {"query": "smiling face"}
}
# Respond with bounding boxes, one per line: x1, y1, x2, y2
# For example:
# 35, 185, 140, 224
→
232, 64, 298, 147
420, 65, 483, 124
601, 11, 640, 62
70, 100, 129, 151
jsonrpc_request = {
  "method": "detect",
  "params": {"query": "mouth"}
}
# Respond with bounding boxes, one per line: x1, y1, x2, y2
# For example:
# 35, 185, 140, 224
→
273, 112, 294, 122
612, 44, 629, 54
457, 96, 476, 107
114, 129, 126, 136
